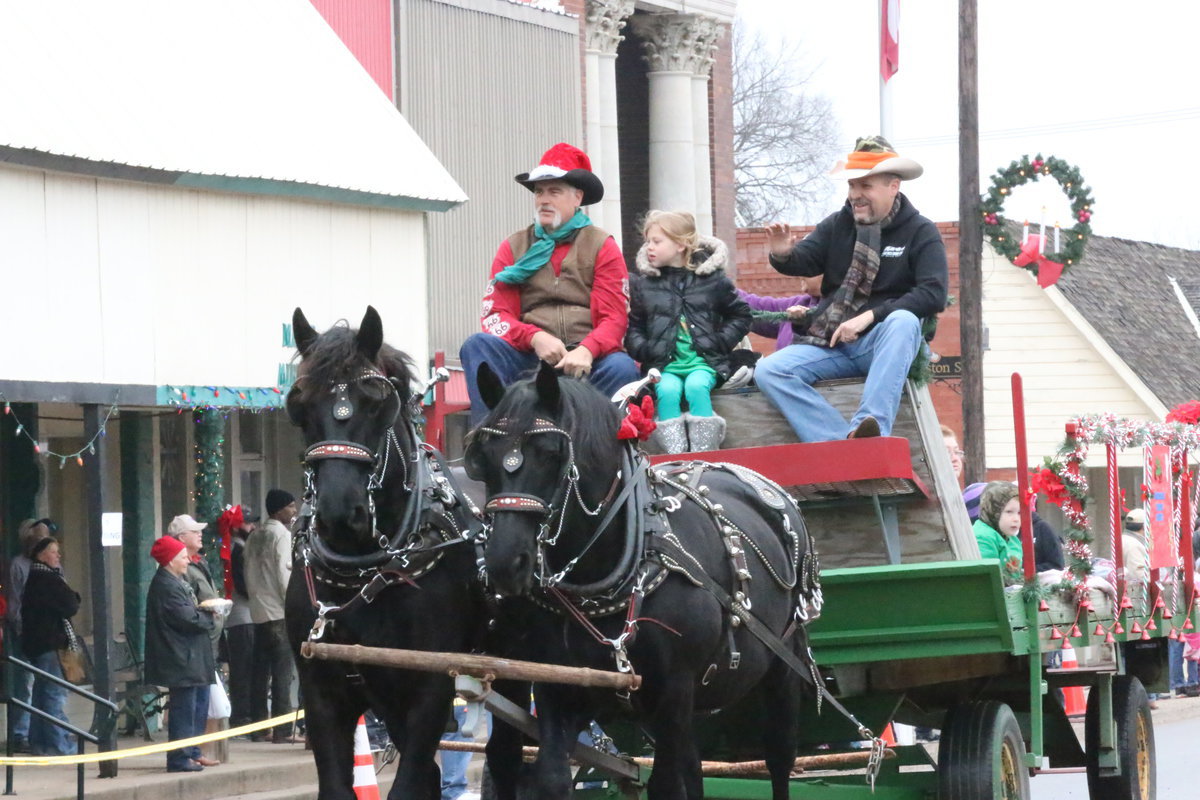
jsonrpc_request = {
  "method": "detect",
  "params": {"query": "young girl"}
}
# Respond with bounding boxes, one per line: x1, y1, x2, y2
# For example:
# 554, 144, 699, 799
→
625, 211, 751, 453
972, 481, 1023, 584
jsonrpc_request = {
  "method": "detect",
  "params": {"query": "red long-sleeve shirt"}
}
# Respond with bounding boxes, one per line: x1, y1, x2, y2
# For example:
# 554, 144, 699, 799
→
479, 235, 630, 358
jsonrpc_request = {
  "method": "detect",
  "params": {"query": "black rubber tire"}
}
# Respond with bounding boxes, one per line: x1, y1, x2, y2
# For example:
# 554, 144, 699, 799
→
1085, 675, 1156, 800
938, 700, 1031, 800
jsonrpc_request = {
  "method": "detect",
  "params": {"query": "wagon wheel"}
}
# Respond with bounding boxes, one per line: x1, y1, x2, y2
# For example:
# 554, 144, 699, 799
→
1085, 675, 1155, 800
938, 700, 1030, 800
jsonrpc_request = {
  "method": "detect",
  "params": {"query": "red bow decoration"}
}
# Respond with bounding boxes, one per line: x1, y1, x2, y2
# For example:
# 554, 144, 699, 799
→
217, 505, 243, 599
1013, 234, 1064, 288
618, 396, 657, 441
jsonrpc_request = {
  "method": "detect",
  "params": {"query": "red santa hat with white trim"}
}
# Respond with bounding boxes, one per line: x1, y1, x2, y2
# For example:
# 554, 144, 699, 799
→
514, 143, 604, 206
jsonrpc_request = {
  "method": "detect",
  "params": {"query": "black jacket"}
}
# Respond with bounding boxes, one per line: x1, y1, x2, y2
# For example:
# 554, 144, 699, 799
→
21, 564, 80, 657
1032, 512, 1065, 572
144, 567, 215, 688
768, 193, 948, 331
626, 236, 752, 382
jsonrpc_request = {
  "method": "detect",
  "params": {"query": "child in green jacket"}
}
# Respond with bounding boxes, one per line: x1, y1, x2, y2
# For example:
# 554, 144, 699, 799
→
973, 481, 1023, 584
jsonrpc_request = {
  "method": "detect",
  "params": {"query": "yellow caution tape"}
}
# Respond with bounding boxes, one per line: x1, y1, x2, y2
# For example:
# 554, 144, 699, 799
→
0, 710, 306, 766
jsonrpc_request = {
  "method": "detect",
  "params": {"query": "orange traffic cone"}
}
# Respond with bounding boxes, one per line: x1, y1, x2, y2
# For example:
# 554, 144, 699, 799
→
1061, 646, 1087, 717
881, 723, 896, 746
353, 716, 381, 800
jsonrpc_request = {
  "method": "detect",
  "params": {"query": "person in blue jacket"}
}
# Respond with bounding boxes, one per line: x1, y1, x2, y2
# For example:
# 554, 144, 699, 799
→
756, 135, 948, 442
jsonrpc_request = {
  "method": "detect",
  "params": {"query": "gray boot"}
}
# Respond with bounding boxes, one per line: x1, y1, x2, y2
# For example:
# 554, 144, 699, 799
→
651, 415, 690, 454
686, 414, 726, 452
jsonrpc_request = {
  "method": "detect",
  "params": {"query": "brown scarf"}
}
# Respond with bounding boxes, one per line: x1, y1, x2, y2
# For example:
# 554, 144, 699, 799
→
796, 198, 900, 347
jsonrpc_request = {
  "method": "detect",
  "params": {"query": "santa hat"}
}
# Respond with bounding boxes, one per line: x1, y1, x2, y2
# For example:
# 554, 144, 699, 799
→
515, 143, 604, 206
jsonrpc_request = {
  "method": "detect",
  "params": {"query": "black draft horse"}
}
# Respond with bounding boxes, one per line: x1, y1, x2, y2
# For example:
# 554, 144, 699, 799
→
285, 307, 483, 800
465, 362, 823, 800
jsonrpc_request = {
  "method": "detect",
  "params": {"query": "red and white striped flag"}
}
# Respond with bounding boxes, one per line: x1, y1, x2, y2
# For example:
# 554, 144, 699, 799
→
880, 0, 899, 82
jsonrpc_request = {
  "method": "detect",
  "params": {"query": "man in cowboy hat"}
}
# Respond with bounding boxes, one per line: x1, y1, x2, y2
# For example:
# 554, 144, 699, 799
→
755, 135, 948, 442
459, 143, 640, 425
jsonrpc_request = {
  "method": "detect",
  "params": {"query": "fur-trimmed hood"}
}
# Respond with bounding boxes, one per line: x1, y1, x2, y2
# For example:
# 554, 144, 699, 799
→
635, 234, 729, 278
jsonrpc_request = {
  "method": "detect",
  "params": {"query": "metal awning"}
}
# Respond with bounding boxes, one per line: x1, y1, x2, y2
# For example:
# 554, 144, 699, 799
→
0, 0, 467, 211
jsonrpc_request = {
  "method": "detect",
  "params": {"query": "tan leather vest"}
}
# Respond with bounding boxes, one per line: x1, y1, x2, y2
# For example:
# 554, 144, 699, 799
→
509, 224, 609, 346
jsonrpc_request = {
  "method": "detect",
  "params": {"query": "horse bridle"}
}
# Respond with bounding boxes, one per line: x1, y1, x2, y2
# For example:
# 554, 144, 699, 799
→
475, 417, 624, 587
298, 368, 418, 574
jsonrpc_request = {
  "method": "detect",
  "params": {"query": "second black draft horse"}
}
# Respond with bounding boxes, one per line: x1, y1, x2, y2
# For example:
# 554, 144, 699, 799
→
465, 362, 823, 800
284, 307, 484, 800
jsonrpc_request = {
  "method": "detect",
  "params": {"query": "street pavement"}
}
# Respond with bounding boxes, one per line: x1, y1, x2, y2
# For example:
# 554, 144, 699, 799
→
1032, 692, 1200, 798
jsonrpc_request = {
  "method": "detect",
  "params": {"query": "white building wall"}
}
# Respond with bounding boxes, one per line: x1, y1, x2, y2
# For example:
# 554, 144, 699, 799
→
0, 166, 429, 388
981, 245, 1160, 471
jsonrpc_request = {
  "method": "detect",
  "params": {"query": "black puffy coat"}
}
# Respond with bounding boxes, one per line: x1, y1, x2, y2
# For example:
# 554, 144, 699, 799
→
21, 564, 80, 657
625, 236, 752, 382
144, 567, 215, 688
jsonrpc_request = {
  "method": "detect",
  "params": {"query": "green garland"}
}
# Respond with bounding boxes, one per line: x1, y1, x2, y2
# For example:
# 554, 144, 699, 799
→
980, 154, 1095, 277
193, 409, 226, 576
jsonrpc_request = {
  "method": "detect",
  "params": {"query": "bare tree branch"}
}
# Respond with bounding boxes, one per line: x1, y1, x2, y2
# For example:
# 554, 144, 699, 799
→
733, 20, 840, 226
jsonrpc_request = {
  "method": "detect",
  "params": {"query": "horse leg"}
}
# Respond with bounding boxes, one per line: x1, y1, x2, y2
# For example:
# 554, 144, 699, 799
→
642, 675, 700, 800
484, 679, 529, 800
383, 676, 453, 800
761, 652, 803, 800
301, 668, 367, 800
529, 684, 588, 800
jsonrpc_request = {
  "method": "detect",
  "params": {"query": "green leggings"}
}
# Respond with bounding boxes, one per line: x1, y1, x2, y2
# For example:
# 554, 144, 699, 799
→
656, 370, 716, 420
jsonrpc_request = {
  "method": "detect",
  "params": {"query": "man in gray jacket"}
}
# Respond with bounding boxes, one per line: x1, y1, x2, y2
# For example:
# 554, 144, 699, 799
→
244, 489, 296, 742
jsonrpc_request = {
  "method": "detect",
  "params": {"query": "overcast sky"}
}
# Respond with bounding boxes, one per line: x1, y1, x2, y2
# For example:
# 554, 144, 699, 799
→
736, 0, 1200, 250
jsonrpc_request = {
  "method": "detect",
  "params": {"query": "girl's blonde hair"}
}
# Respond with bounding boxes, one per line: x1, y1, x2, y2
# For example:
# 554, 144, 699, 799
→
642, 210, 699, 268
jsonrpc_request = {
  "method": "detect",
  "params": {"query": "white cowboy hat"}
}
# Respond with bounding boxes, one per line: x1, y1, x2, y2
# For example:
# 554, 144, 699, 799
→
829, 135, 923, 181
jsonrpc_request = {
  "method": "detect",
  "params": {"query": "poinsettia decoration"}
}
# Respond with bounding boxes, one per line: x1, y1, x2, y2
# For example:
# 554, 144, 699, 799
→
1167, 401, 1200, 425
617, 395, 657, 441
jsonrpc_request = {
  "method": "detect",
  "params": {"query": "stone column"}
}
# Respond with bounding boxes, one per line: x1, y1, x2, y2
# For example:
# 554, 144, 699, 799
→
689, 20, 723, 236
631, 14, 721, 219
585, 0, 633, 242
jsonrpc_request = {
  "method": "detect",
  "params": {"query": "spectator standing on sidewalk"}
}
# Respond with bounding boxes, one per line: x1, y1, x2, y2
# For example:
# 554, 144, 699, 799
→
5, 519, 51, 753
21, 535, 80, 756
168, 514, 224, 658
145, 536, 218, 772
222, 506, 258, 728
245, 489, 297, 742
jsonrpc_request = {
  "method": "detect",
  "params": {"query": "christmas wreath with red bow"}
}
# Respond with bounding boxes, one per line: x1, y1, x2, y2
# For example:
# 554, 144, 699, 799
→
980, 154, 1095, 287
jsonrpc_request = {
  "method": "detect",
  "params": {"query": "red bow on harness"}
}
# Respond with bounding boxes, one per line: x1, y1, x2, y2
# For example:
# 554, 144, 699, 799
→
1013, 234, 1064, 288
618, 396, 657, 441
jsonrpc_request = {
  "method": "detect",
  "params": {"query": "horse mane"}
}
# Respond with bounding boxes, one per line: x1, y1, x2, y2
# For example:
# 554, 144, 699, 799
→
298, 322, 416, 397
483, 375, 620, 466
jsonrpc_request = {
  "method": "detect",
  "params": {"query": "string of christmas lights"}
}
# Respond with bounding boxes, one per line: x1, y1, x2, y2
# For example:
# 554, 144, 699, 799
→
1, 393, 120, 468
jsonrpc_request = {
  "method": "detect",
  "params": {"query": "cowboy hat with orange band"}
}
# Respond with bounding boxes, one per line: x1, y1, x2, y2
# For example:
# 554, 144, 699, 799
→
829, 135, 923, 181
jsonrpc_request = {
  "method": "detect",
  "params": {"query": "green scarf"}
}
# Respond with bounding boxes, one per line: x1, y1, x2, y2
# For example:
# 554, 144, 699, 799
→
494, 209, 593, 285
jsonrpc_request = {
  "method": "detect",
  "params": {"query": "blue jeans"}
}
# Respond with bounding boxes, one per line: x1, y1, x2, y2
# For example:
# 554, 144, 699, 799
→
1169, 638, 1199, 691
460, 333, 640, 426
166, 684, 210, 770
440, 704, 492, 800
28, 651, 73, 756
754, 310, 922, 442
9, 638, 34, 739
656, 369, 717, 419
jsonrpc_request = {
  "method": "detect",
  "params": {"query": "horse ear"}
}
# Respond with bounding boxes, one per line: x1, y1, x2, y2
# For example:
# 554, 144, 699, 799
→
535, 361, 560, 412
293, 308, 319, 357
357, 306, 384, 361
476, 363, 505, 410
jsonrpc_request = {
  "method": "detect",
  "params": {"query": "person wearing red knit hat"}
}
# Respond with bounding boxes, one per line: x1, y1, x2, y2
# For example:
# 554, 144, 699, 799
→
459, 143, 640, 425
145, 536, 218, 772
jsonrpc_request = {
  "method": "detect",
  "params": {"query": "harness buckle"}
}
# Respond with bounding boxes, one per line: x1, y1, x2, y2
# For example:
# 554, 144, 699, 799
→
613, 645, 633, 675
308, 603, 338, 642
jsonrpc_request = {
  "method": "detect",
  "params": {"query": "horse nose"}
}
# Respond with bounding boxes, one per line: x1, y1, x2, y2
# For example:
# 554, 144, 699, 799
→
348, 503, 370, 532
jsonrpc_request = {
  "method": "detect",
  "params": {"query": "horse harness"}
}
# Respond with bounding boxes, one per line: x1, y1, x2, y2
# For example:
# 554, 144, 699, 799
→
295, 368, 484, 644
479, 422, 882, 782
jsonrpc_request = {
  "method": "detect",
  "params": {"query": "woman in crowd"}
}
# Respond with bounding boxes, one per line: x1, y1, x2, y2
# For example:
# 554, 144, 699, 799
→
21, 535, 81, 756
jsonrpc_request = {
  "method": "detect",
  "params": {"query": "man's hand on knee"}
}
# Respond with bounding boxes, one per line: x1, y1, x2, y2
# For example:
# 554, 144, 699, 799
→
830, 310, 874, 347
531, 331, 568, 366
558, 346, 594, 378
